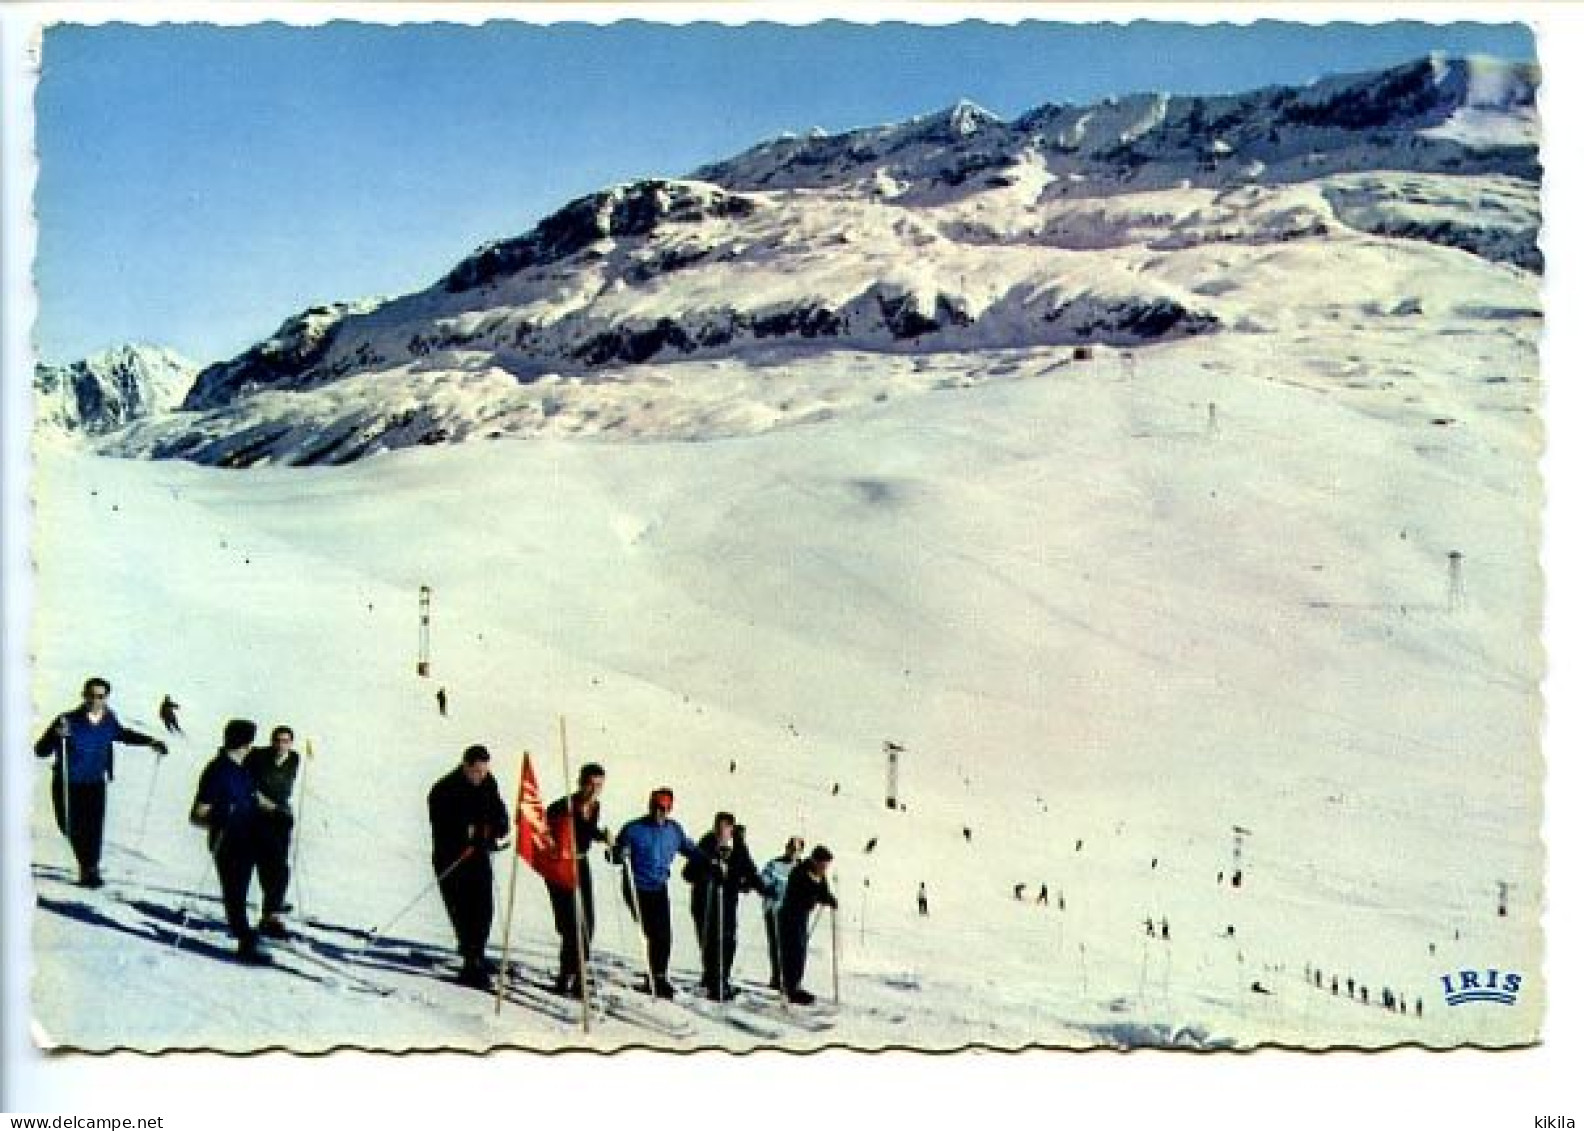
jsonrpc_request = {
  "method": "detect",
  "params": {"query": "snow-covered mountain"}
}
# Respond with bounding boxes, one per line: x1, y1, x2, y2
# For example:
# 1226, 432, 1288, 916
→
696, 54, 1538, 198
97, 54, 1540, 467
34, 344, 197, 437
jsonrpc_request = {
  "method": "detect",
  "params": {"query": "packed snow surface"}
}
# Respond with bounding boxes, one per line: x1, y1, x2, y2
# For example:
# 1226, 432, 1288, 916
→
31, 330, 1541, 1050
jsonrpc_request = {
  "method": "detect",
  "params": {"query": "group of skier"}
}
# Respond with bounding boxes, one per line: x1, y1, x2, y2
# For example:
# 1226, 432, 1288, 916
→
33, 679, 302, 965
425, 745, 838, 1006
35, 677, 838, 1009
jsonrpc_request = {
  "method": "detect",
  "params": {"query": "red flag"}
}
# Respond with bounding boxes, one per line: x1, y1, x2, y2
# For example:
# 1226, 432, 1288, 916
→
515, 752, 576, 891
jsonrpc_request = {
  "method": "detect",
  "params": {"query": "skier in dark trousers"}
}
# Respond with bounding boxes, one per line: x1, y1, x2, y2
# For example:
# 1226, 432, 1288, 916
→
244, 725, 300, 939
35, 677, 167, 888
684, 812, 767, 1001
1036, 883, 1049, 906
427, 745, 509, 989
190, 719, 268, 964
917, 882, 929, 916
758, 836, 805, 991
436, 687, 448, 718
777, 845, 837, 1005
545, 762, 609, 997
158, 694, 182, 735
613, 788, 704, 999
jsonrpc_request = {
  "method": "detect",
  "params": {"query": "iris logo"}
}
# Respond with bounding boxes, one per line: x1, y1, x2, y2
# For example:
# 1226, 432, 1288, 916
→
1440, 968, 1523, 1007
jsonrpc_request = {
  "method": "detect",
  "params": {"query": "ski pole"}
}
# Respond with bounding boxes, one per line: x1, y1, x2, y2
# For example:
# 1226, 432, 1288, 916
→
717, 877, 726, 1001
289, 739, 313, 921
173, 828, 225, 953
134, 747, 165, 858
58, 727, 73, 859
831, 898, 841, 1007
621, 854, 659, 1000
768, 912, 791, 1010
363, 846, 475, 953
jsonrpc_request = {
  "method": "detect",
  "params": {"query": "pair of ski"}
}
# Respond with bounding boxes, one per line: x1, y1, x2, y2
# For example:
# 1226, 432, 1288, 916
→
503, 965, 696, 1040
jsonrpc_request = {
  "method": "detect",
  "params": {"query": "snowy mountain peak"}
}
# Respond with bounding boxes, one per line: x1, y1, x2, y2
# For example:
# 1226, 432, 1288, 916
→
439, 178, 756, 296
919, 99, 1001, 140
34, 343, 197, 436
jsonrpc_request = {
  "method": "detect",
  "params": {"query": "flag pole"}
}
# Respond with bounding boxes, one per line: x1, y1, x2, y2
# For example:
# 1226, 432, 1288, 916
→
559, 715, 592, 1034
494, 751, 529, 1016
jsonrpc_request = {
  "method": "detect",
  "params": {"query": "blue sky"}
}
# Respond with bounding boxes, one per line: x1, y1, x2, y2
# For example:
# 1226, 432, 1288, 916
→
33, 19, 1535, 366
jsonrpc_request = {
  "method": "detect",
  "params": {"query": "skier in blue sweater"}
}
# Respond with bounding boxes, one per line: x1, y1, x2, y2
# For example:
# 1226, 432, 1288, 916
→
613, 788, 704, 999
34, 676, 167, 888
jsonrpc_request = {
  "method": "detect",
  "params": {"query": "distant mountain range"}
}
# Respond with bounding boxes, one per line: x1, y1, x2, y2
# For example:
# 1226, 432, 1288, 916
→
33, 344, 197, 436
47, 53, 1539, 466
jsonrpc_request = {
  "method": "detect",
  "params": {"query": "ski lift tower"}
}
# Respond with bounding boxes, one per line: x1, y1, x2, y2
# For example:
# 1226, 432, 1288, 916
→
884, 740, 905, 810
1230, 824, 1251, 888
417, 584, 433, 677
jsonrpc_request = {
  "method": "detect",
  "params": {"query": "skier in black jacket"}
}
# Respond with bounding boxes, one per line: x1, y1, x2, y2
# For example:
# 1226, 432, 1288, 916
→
683, 811, 767, 1001
427, 745, 509, 989
243, 725, 301, 939
190, 719, 268, 964
776, 845, 838, 1005
544, 762, 609, 996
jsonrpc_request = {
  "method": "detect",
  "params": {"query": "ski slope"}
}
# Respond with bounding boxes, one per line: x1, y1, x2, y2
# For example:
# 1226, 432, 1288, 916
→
27, 325, 1542, 1050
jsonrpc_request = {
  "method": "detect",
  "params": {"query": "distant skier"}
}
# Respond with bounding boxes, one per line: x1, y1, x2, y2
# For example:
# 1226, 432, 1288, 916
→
427, 745, 509, 989
158, 694, 182, 735
436, 687, 448, 718
244, 725, 301, 939
613, 788, 704, 999
1036, 883, 1049, 906
863, 837, 878, 854
34, 677, 168, 888
917, 881, 929, 917
776, 845, 837, 1006
684, 811, 767, 1001
758, 835, 805, 991
1013, 883, 1026, 902
190, 719, 268, 964
544, 762, 609, 997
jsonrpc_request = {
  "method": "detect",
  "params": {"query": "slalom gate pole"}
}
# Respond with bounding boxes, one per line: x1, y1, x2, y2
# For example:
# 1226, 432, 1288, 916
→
559, 717, 591, 1034
363, 846, 474, 955
622, 854, 659, 1000
494, 753, 529, 1016
289, 739, 314, 921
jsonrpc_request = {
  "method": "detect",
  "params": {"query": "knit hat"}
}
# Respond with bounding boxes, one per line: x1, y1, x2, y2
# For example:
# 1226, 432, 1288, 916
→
810, 845, 833, 864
